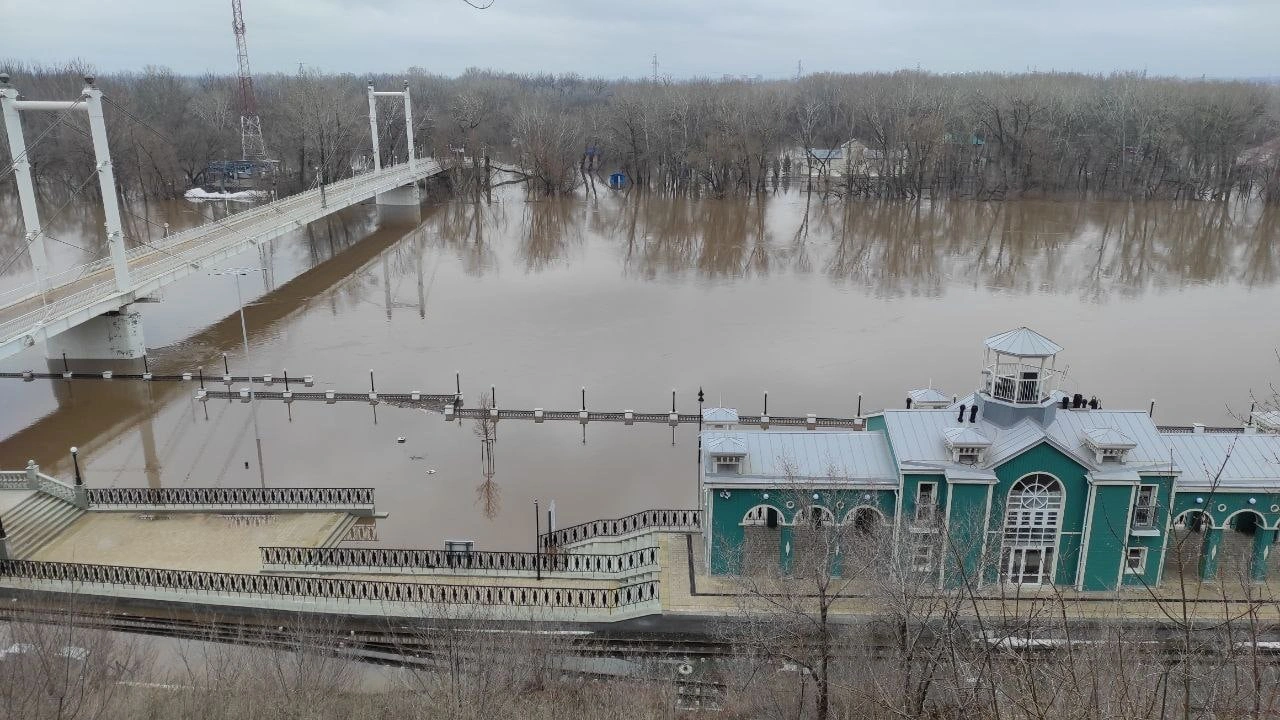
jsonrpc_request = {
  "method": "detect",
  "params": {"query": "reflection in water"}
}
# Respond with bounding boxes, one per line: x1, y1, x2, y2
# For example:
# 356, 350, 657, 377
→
474, 393, 499, 520
431, 199, 502, 276
419, 190, 1276, 299
3, 184, 1279, 550
0, 192, 248, 296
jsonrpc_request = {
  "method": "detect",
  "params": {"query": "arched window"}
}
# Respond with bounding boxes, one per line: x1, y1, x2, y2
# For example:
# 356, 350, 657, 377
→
1001, 474, 1063, 585
843, 506, 886, 534
742, 505, 780, 529
800, 505, 836, 528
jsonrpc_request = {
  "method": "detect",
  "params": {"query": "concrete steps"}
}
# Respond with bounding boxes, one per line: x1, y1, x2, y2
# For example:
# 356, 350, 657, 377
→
563, 532, 668, 557
318, 515, 358, 548
4, 492, 85, 559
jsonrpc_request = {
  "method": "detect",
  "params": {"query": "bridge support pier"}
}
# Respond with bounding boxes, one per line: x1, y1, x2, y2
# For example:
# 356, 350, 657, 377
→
375, 184, 421, 223
45, 309, 146, 361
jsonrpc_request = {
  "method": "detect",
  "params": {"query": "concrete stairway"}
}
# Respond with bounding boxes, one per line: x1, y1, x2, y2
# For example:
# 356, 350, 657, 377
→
318, 515, 358, 548
3, 492, 85, 559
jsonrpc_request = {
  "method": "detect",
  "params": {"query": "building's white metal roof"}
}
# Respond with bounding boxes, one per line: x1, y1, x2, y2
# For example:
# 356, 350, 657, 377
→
984, 327, 1063, 357
881, 408, 1173, 475
1083, 427, 1137, 449
944, 426, 991, 448
945, 467, 999, 482
1165, 433, 1280, 489
1047, 410, 1172, 468
705, 434, 747, 454
702, 407, 740, 424
908, 387, 951, 404
1090, 468, 1143, 483
700, 431, 898, 485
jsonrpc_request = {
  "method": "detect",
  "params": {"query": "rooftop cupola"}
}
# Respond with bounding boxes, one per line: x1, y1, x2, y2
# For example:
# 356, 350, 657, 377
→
702, 407, 740, 430
975, 327, 1064, 428
907, 387, 950, 409
981, 327, 1062, 405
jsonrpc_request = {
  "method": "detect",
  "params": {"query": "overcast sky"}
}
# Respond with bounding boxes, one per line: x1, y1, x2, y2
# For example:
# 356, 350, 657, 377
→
3, 0, 1276, 80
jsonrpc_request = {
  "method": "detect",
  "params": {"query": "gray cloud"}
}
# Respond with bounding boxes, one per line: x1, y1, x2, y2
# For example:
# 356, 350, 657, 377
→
2, 0, 1275, 79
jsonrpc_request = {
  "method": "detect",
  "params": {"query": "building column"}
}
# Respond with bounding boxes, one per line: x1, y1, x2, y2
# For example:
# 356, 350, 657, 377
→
1199, 528, 1223, 581
1250, 528, 1274, 584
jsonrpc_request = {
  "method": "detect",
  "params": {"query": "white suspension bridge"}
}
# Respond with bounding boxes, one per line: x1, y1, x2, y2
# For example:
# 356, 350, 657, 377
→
0, 75, 450, 362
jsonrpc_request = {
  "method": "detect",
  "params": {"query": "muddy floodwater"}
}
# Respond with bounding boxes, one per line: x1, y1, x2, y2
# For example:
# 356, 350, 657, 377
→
2, 187, 1278, 549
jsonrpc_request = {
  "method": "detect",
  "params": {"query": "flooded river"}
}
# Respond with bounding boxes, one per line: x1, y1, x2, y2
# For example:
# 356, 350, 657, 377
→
1, 187, 1278, 549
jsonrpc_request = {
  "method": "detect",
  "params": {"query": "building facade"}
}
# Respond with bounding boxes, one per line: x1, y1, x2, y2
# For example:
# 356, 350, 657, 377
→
701, 328, 1280, 590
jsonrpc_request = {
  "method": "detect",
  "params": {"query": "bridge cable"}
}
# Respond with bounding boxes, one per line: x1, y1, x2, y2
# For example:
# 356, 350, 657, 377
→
101, 93, 371, 268
0, 168, 103, 280
97, 95, 251, 234
56, 110, 256, 270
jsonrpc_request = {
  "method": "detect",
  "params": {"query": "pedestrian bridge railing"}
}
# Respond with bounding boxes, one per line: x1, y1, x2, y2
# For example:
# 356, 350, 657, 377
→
85, 487, 377, 515
0, 559, 659, 611
0, 160, 444, 357
541, 509, 702, 551
261, 545, 659, 578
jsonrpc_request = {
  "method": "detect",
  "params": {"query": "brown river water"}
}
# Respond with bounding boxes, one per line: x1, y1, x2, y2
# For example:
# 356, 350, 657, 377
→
1, 187, 1278, 550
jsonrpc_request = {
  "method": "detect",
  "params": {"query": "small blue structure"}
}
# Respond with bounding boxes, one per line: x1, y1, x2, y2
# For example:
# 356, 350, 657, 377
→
608, 171, 627, 189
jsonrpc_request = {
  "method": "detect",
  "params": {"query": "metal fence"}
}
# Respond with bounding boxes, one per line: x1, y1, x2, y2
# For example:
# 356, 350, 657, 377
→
261, 545, 659, 575
86, 486, 375, 508
0, 559, 657, 609
541, 509, 701, 550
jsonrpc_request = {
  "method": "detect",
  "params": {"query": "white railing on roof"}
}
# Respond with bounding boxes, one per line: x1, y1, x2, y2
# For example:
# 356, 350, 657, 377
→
984, 362, 1059, 405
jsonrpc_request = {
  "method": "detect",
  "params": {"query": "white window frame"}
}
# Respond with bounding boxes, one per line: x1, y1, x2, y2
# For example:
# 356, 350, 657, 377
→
1124, 546, 1148, 575
713, 455, 741, 474
1132, 484, 1157, 529
1000, 473, 1064, 586
914, 482, 937, 524
912, 543, 933, 572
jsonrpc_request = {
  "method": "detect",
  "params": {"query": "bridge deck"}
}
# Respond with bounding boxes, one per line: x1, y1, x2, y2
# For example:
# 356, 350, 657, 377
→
0, 160, 444, 360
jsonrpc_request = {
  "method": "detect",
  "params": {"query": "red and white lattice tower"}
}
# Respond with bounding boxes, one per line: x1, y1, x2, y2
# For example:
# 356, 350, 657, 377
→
231, 0, 270, 161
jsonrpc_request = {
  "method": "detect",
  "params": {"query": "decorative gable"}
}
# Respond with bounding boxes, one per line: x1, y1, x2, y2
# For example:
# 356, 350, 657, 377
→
943, 427, 991, 465
1082, 428, 1137, 464
705, 433, 747, 474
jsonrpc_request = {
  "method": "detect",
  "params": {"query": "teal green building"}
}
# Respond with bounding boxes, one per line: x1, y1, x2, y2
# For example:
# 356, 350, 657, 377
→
701, 328, 1280, 590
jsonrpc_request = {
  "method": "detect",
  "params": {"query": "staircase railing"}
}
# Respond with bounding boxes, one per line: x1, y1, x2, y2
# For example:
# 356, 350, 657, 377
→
540, 509, 701, 551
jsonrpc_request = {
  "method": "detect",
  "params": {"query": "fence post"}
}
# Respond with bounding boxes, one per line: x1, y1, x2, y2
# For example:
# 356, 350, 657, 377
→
25, 460, 39, 490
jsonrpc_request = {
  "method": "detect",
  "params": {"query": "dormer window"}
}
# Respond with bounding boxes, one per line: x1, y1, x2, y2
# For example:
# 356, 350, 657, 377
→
704, 433, 747, 474
713, 455, 741, 474
1083, 428, 1137, 465
944, 427, 991, 465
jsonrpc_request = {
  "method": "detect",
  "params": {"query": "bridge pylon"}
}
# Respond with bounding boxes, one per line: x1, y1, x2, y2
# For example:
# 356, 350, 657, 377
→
367, 80, 420, 220
1, 74, 144, 361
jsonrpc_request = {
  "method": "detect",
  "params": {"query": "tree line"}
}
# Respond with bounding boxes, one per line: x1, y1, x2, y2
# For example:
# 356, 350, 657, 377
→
1, 61, 1278, 203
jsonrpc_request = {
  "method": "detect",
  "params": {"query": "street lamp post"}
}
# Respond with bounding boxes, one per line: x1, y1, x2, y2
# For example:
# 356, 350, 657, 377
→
211, 267, 267, 487
534, 498, 542, 581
